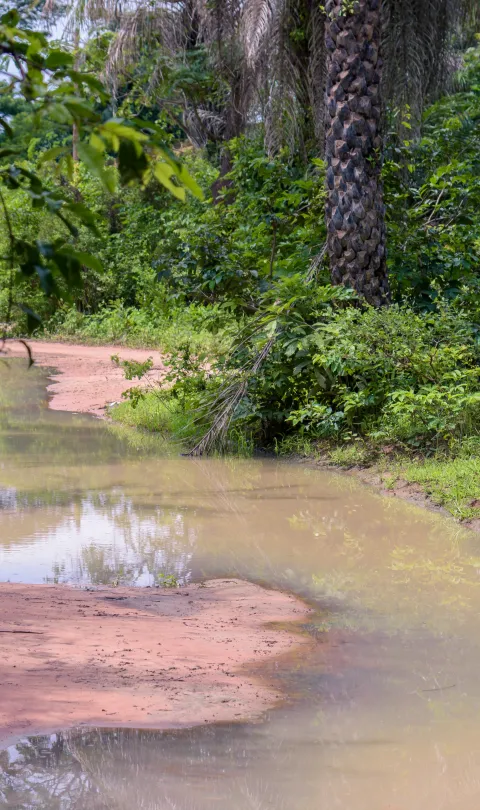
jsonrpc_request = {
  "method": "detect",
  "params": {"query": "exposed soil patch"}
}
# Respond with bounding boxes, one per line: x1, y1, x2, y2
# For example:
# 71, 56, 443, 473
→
0, 579, 311, 746
3, 340, 164, 417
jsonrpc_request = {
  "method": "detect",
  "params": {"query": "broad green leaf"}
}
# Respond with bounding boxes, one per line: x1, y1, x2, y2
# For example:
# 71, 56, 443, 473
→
44, 50, 74, 69
78, 142, 116, 193
64, 98, 100, 122
0, 9, 20, 24
117, 138, 148, 185
64, 202, 100, 234
90, 133, 105, 153
57, 246, 103, 273
178, 165, 204, 199
38, 146, 65, 164
69, 70, 108, 97
154, 162, 186, 201
102, 119, 148, 142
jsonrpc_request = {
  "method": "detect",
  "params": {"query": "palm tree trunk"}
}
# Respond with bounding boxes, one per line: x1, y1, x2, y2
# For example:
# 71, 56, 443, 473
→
211, 76, 246, 203
324, 0, 389, 305
72, 26, 80, 162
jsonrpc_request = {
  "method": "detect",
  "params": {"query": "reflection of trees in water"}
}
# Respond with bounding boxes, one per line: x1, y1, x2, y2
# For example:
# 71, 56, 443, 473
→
0, 733, 107, 809
4, 724, 480, 810
63, 492, 197, 587
0, 727, 287, 810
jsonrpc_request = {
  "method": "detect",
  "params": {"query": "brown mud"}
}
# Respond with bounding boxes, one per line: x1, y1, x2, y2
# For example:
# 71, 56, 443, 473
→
3, 339, 164, 417
0, 579, 311, 746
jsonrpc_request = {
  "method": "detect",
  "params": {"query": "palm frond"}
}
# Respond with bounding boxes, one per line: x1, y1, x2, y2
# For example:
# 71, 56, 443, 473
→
242, 0, 274, 66
383, 0, 480, 123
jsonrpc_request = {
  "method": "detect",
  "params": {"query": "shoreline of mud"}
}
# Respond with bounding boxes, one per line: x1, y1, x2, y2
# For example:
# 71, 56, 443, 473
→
0, 579, 312, 747
2, 339, 164, 418
3, 338, 475, 533
292, 454, 480, 533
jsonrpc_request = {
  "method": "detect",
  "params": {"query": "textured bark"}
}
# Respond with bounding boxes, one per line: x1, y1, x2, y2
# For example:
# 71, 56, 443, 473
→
211, 75, 246, 204
72, 27, 80, 163
324, 0, 389, 305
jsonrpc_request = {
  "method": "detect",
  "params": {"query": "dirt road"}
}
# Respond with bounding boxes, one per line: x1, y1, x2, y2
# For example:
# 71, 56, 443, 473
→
0, 579, 311, 745
3, 339, 165, 417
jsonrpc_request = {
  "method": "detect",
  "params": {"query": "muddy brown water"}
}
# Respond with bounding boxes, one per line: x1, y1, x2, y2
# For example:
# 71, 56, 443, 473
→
2, 360, 480, 808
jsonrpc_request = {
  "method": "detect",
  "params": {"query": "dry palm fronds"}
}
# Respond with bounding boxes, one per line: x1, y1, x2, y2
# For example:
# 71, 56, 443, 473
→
188, 335, 275, 455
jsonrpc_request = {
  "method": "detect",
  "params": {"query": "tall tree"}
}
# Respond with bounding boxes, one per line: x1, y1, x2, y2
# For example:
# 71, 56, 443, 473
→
324, 0, 388, 305
322, 0, 478, 304
63, 0, 478, 294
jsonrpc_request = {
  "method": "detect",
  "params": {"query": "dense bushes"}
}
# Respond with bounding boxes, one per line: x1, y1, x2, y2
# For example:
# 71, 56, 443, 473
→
385, 43, 480, 305
230, 292, 480, 450
2, 41, 480, 460
110, 45, 480, 456
112, 281, 480, 455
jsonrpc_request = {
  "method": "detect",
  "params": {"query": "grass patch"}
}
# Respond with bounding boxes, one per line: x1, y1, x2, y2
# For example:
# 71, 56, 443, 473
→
274, 434, 318, 458
399, 454, 480, 521
110, 393, 194, 447
111, 390, 255, 457
274, 435, 376, 467
327, 442, 374, 467
45, 302, 238, 356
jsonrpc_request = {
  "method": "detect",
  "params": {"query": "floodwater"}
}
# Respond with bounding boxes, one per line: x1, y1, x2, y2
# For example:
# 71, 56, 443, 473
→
2, 360, 480, 808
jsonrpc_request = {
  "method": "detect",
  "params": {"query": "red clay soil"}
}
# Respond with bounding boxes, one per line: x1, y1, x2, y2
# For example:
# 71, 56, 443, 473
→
3, 340, 165, 417
0, 579, 311, 746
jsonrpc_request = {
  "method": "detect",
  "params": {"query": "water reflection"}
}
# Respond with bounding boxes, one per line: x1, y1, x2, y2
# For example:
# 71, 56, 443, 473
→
5, 673, 480, 810
4, 361, 480, 808
1, 449, 479, 634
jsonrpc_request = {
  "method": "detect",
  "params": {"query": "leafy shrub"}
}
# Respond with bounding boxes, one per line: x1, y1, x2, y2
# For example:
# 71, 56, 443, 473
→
385, 43, 480, 305
47, 299, 238, 355
180, 284, 480, 452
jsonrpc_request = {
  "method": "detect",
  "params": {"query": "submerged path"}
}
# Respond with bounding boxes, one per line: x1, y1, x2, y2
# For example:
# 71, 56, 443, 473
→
0, 579, 311, 745
0, 340, 315, 744
3, 339, 164, 417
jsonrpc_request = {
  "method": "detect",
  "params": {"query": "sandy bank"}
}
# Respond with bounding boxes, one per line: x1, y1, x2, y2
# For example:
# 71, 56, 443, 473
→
3, 340, 164, 417
0, 579, 311, 745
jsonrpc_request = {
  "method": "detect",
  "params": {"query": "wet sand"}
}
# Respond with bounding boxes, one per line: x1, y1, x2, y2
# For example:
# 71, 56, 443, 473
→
0, 579, 311, 745
2, 340, 164, 417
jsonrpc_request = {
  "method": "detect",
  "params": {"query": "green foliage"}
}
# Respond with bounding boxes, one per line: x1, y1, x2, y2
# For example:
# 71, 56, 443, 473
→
385, 44, 480, 305
3, 11, 480, 472
152, 138, 327, 309
111, 354, 154, 380
111, 390, 201, 447
399, 453, 480, 520
0, 9, 200, 331
171, 288, 480, 453
47, 299, 237, 356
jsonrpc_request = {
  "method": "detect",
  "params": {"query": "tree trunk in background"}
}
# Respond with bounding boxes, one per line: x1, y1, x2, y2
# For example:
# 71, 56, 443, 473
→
211, 76, 246, 204
324, 0, 389, 305
72, 26, 80, 162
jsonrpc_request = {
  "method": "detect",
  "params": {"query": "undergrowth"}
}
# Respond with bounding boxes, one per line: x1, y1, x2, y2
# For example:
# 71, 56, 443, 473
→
46, 300, 238, 355
398, 450, 480, 521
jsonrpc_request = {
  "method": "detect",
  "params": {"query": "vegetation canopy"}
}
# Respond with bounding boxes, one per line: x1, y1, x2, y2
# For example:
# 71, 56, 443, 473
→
0, 1, 479, 488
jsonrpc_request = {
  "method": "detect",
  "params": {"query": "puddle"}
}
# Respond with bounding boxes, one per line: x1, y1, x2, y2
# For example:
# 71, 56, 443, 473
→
2, 361, 480, 808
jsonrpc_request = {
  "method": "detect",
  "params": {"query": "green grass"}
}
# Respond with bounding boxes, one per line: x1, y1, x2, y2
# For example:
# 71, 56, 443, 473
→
110, 392, 195, 447
327, 443, 374, 467
399, 454, 480, 521
45, 302, 238, 356
111, 390, 255, 457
